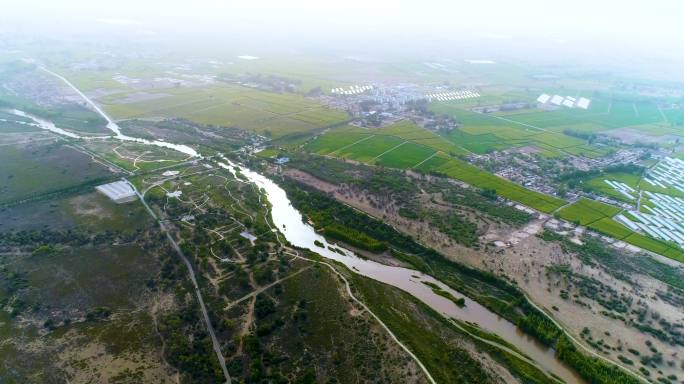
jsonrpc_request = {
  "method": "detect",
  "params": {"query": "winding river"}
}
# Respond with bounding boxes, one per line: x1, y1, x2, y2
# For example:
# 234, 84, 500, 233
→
29, 66, 583, 383
221, 159, 583, 384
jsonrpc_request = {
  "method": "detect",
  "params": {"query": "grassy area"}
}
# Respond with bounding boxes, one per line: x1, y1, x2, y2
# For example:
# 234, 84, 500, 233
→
0, 198, 175, 382
79, 140, 192, 172
0, 141, 112, 205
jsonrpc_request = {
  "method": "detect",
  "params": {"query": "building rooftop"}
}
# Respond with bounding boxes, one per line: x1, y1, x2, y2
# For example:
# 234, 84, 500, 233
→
95, 181, 137, 204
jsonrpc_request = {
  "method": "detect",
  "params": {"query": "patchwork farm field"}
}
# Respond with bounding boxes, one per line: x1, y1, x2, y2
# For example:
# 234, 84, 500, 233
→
303, 122, 567, 213
429, 96, 671, 156
99, 84, 349, 138
589, 217, 633, 239
305, 121, 467, 158
624, 233, 684, 263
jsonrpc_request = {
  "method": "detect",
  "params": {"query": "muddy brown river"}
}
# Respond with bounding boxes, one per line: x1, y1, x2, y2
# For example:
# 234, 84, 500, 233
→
222, 159, 584, 384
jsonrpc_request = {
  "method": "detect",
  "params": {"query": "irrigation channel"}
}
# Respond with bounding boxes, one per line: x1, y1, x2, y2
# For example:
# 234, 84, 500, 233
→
25, 66, 588, 383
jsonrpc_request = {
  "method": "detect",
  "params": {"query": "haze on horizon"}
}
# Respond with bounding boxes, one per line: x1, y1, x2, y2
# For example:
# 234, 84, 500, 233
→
2, 0, 684, 79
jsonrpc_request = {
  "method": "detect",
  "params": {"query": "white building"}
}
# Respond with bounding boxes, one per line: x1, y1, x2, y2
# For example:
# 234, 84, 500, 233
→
96, 181, 137, 204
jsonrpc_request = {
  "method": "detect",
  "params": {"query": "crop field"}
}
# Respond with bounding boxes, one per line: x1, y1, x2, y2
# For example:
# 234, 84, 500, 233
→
374, 122, 468, 155
624, 233, 684, 263
305, 121, 467, 159
562, 144, 614, 159
430, 97, 673, 157
533, 132, 585, 148
556, 198, 621, 225
100, 84, 348, 138
491, 98, 665, 131
416, 153, 566, 213
302, 122, 566, 212
431, 106, 594, 156
335, 135, 405, 162
587, 217, 633, 239
448, 129, 512, 153
0, 141, 112, 204
375, 142, 436, 168
304, 131, 370, 154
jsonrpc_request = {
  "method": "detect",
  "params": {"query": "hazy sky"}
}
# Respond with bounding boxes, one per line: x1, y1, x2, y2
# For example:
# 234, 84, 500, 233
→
2, 0, 684, 67
3, 0, 682, 38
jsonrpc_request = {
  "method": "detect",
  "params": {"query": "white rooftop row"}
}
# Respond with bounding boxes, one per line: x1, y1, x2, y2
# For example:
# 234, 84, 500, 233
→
604, 173, 684, 247
537, 93, 591, 110
331, 85, 373, 95
604, 179, 635, 200
426, 91, 480, 101
623, 211, 684, 245
96, 181, 137, 204
648, 157, 684, 193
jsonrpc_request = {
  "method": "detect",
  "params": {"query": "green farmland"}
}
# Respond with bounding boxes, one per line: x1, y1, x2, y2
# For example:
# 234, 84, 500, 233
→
99, 84, 349, 138
335, 135, 405, 162
375, 142, 436, 169
429, 96, 670, 156
305, 131, 372, 155
588, 218, 633, 240
416, 154, 566, 213
303, 122, 567, 213
556, 198, 621, 226
304, 122, 466, 161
